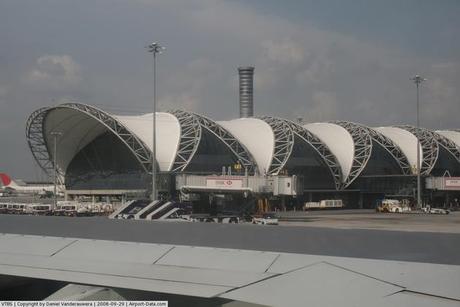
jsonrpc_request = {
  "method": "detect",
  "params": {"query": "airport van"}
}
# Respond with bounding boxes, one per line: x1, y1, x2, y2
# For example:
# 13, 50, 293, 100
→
55, 202, 79, 216
6, 203, 26, 214
24, 204, 52, 215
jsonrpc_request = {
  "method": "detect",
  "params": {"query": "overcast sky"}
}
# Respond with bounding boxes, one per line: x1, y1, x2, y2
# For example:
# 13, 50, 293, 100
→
1, 0, 459, 180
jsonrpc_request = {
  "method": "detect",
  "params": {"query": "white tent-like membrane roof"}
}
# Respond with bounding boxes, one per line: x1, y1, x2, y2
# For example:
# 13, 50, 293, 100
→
26, 103, 460, 187
375, 127, 423, 173
303, 123, 354, 181
29, 104, 182, 176
43, 107, 108, 174
115, 113, 181, 172
437, 130, 460, 149
219, 118, 275, 174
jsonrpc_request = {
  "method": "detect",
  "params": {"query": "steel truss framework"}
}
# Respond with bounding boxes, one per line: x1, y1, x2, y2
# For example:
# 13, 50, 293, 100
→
26, 107, 54, 177
169, 110, 202, 172
350, 123, 412, 175
259, 116, 295, 175
431, 132, 460, 163
332, 121, 373, 188
26, 103, 154, 179
285, 120, 343, 190
190, 112, 256, 173
397, 125, 439, 175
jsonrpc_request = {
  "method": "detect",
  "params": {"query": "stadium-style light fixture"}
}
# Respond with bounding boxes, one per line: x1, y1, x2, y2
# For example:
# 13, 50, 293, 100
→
50, 131, 62, 209
147, 42, 165, 200
411, 74, 426, 209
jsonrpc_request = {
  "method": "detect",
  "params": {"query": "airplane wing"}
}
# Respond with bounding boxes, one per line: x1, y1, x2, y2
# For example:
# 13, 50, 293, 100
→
0, 233, 459, 306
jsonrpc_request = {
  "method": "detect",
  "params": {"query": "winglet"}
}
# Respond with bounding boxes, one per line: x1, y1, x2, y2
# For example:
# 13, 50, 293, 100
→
0, 173, 12, 186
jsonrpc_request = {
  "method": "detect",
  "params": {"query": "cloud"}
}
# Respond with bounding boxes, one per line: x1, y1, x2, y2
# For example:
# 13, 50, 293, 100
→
26, 55, 81, 89
0, 0, 459, 178
306, 91, 339, 122
159, 58, 223, 111
261, 39, 305, 65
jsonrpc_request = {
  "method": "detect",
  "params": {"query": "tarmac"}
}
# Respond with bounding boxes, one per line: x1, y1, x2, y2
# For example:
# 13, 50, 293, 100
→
278, 209, 460, 233
1, 211, 460, 265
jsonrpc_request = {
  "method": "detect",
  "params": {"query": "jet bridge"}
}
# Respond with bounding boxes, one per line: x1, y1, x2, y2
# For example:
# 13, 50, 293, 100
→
176, 174, 299, 196
426, 177, 460, 191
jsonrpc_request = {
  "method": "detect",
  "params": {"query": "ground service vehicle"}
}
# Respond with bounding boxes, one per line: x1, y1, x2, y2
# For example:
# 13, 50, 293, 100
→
55, 204, 78, 216
304, 199, 344, 210
24, 204, 52, 215
429, 208, 450, 215
6, 203, 25, 214
376, 199, 410, 213
252, 213, 279, 225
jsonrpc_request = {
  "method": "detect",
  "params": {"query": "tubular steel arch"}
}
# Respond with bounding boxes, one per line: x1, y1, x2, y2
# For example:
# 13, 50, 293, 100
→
332, 121, 373, 188
259, 116, 295, 175
343, 123, 412, 175
26, 103, 154, 177
432, 132, 460, 163
397, 125, 439, 175
26, 107, 54, 177
284, 120, 343, 190
169, 110, 202, 172
365, 127, 412, 174
190, 112, 257, 174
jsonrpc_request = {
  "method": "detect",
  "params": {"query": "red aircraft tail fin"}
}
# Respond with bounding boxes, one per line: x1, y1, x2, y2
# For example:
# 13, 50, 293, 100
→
0, 173, 12, 186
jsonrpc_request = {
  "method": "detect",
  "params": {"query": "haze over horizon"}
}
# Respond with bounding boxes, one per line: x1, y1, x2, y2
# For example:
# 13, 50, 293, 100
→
1, 0, 459, 180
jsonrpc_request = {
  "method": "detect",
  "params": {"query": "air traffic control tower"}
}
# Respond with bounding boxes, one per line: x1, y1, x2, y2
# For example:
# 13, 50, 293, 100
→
238, 66, 255, 118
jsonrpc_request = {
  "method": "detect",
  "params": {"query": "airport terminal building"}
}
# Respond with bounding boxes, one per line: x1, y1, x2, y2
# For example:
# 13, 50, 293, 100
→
25, 101, 460, 209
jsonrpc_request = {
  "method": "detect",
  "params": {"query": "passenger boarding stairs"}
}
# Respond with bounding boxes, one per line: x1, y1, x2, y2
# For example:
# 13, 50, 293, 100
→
109, 200, 135, 219
109, 199, 150, 219
146, 201, 176, 220
110, 199, 180, 220
134, 200, 163, 220
158, 207, 181, 220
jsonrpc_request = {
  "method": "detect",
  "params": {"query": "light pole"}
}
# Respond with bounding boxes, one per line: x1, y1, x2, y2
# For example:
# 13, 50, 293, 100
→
50, 131, 62, 209
411, 75, 426, 209
147, 42, 165, 200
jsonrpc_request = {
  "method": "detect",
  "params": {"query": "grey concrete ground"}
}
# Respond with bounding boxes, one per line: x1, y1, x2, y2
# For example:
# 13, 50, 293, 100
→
278, 210, 460, 233
0, 213, 459, 265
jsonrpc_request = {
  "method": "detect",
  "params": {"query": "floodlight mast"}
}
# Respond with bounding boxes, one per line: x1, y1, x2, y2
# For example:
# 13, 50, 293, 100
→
147, 42, 165, 200
50, 131, 62, 209
411, 75, 426, 209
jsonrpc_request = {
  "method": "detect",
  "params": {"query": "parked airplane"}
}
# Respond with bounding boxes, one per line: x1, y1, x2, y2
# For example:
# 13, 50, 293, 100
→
0, 173, 56, 196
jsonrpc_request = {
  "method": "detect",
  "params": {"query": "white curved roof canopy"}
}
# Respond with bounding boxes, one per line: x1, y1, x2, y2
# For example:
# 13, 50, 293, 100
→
374, 127, 422, 173
28, 104, 181, 178
303, 123, 354, 181
27, 103, 459, 185
28, 104, 259, 177
437, 130, 460, 148
115, 113, 181, 171
43, 107, 108, 175
219, 118, 274, 174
